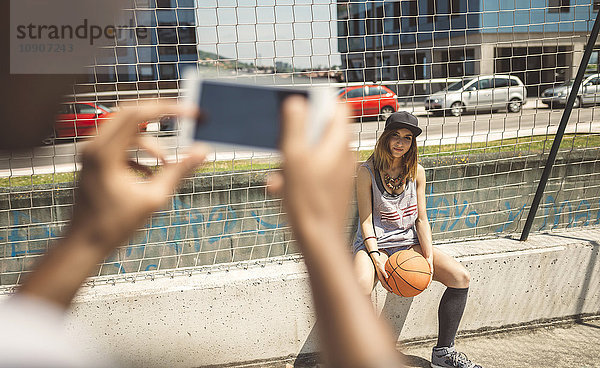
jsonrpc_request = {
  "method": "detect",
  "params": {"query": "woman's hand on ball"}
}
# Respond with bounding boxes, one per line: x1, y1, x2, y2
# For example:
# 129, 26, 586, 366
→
373, 254, 392, 293
426, 256, 434, 287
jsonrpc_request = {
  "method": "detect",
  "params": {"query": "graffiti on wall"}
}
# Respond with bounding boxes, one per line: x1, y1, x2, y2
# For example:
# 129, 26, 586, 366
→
1, 186, 599, 275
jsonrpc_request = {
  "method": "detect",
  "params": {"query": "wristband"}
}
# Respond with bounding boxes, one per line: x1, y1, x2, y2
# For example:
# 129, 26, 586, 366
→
363, 236, 377, 243
368, 250, 381, 257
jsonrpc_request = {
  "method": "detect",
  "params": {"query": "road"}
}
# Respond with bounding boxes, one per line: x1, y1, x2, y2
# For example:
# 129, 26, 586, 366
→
2, 100, 600, 178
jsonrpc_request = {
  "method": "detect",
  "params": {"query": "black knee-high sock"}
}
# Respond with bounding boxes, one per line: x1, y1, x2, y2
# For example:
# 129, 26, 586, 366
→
436, 287, 469, 348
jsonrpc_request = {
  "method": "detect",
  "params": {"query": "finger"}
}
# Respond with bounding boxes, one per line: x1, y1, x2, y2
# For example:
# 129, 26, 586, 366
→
280, 96, 309, 155
379, 274, 393, 292
97, 101, 198, 151
266, 171, 284, 196
150, 143, 208, 195
315, 102, 351, 158
378, 264, 389, 279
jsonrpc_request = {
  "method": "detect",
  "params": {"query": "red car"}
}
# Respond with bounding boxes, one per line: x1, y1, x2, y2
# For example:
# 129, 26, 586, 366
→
53, 102, 149, 140
337, 85, 398, 120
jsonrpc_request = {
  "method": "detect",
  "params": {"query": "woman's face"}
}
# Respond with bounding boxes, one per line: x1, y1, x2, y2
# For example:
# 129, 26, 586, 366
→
388, 128, 413, 158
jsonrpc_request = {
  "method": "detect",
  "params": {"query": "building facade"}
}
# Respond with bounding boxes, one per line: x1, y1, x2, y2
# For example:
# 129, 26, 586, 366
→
93, 0, 198, 86
338, 0, 599, 96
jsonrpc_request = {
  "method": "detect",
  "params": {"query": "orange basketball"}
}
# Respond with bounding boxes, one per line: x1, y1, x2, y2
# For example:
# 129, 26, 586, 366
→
384, 249, 432, 297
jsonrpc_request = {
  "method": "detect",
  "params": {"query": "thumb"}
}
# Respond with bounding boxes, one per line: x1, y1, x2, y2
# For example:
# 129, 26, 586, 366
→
266, 172, 284, 196
378, 263, 389, 279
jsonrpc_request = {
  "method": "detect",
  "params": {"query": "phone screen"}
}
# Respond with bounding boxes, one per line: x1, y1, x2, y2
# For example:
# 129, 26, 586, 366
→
195, 80, 308, 149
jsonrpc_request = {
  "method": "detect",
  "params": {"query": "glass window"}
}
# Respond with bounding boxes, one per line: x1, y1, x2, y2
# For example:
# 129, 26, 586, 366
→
136, 10, 157, 27
177, 0, 194, 7
96, 104, 113, 112
346, 88, 365, 98
157, 9, 177, 25
178, 45, 197, 61
58, 104, 74, 114
137, 46, 157, 63
446, 78, 474, 91
95, 66, 117, 83
158, 46, 178, 62
75, 104, 97, 114
156, 0, 175, 8
158, 28, 178, 44
509, 79, 520, 86
177, 9, 195, 26
117, 65, 137, 82
476, 79, 492, 89
548, 0, 570, 13
177, 27, 196, 44
159, 63, 179, 80
116, 47, 137, 64
494, 78, 509, 88
367, 86, 384, 96
138, 64, 158, 81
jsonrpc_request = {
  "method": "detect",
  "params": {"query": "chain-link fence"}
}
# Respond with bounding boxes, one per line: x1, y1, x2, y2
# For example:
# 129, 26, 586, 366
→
2, 0, 600, 289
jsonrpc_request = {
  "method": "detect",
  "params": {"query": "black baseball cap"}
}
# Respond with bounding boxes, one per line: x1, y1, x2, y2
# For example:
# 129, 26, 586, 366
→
384, 111, 422, 137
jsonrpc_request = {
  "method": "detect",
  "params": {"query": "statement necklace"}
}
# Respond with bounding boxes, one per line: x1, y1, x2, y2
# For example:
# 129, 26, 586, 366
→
383, 171, 404, 191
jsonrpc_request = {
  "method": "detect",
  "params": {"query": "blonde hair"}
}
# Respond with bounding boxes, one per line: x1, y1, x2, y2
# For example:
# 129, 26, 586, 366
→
371, 129, 418, 181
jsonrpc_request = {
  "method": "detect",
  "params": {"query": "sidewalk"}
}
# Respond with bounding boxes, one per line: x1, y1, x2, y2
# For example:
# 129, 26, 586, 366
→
252, 317, 600, 367
400, 318, 600, 368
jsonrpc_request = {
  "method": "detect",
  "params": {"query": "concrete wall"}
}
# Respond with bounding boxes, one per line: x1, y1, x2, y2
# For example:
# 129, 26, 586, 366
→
64, 228, 600, 367
1, 149, 600, 285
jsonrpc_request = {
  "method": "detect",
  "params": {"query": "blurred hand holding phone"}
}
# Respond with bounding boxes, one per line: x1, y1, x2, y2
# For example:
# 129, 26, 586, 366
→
181, 77, 336, 150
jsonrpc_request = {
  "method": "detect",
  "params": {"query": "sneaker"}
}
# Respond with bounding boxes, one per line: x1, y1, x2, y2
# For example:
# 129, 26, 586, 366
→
431, 345, 482, 368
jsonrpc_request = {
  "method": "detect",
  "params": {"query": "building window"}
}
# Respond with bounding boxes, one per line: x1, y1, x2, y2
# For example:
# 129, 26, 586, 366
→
405, 0, 417, 27
451, 0, 461, 14
548, 0, 570, 13
427, 0, 435, 22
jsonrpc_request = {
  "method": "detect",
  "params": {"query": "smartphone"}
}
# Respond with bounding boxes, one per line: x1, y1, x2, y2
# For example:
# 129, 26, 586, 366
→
181, 77, 336, 150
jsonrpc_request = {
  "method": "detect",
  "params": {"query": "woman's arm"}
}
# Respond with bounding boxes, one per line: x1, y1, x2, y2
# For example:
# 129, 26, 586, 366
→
356, 166, 377, 252
414, 164, 434, 274
356, 166, 390, 290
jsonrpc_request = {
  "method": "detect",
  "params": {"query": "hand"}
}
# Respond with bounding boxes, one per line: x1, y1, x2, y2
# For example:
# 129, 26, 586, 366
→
69, 102, 207, 254
372, 253, 392, 293
269, 96, 354, 238
426, 256, 434, 287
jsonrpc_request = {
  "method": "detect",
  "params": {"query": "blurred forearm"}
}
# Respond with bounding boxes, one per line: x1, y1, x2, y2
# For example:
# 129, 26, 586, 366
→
292, 215, 402, 368
19, 228, 110, 309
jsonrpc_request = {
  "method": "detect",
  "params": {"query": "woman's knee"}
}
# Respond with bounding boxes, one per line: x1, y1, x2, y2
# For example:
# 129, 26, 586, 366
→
455, 266, 470, 288
356, 274, 375, 295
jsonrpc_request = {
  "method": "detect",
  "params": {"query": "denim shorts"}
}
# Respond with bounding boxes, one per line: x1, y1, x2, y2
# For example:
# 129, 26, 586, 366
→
352, 242, 414, 257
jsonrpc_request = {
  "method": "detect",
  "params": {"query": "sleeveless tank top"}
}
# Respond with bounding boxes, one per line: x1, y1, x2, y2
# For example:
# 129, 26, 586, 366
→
352, 158, 420, 252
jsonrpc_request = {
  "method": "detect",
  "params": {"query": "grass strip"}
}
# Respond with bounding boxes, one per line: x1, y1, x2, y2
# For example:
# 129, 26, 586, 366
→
2, 133, 599, 189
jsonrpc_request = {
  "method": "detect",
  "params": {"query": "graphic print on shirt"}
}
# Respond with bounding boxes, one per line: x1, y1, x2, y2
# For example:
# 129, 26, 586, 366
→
378, 202, 418, 230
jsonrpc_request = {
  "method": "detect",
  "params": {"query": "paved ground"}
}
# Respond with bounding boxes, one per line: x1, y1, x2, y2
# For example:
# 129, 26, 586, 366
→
399, 318, 600, 368
244, 318, 600, 367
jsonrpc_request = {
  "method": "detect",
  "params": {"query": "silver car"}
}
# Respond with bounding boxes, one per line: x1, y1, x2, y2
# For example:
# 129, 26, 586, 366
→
425, 75, 527, 117
541, 74, 600, 108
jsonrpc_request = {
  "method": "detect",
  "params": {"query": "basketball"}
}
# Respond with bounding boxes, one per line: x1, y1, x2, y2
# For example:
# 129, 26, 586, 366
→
384, 249, 432, 297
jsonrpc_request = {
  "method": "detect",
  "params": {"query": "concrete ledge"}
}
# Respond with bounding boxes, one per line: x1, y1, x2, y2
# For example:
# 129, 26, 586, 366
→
66, 228, 600, 367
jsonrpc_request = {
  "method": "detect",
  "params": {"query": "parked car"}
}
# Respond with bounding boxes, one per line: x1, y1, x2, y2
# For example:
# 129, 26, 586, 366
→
425, 75, 527, 116
51, 102, 148, 141
541, 74, 600, 108
337, 85, 398, 120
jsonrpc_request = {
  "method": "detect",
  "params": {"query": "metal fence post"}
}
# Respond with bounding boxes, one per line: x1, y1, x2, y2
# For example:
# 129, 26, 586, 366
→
520, 10, 600, 241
